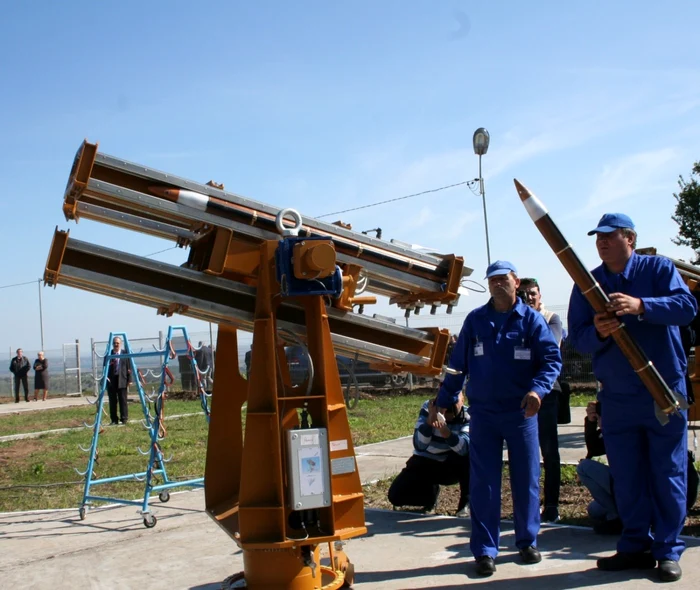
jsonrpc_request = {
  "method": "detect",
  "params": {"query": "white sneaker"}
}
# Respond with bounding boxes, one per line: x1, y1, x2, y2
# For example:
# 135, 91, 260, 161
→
456, 507, 469, 518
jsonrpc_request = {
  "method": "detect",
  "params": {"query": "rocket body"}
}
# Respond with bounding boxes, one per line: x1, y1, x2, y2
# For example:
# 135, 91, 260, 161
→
513, 179, 684, 420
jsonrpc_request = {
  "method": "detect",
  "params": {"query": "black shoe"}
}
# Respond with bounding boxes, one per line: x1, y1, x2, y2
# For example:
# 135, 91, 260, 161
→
593, 518, 623, 535
519, 545, 542, 564
456, 493, 469, 517
120, 420, 128, 425
597, 552, 656, 571
475, 556, 496, 576
422, 486, 440, 513
109, 421, 119, 426
541, 506, 561, 523
658, 560, 682, 582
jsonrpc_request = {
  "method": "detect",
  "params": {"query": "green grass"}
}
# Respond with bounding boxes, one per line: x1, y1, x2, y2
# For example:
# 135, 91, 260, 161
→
347, 394, 426, 446
0, 392, 596, 513
0, 414, 208, 512
0, 400, 204, 437
570, 391, 596, 407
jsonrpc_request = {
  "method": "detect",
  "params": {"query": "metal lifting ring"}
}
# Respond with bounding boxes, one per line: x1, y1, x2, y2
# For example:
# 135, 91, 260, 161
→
275, 208, 303, 237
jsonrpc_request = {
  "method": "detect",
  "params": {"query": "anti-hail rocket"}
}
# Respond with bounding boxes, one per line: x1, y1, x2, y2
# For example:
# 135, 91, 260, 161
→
514, 179, 686, 423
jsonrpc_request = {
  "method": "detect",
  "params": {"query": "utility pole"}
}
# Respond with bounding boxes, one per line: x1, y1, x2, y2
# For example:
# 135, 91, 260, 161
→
38, 278, 45, 351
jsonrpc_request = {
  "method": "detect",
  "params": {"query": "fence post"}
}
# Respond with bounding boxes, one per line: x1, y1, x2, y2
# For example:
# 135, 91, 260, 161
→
90, 338, 96, 389
76, 339, 82, 396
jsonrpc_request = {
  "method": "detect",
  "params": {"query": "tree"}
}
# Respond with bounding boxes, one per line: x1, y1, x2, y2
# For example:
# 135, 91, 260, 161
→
672, 161, 700, 264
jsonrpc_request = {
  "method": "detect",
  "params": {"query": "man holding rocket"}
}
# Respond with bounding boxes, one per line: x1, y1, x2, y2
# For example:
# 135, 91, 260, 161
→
568, 213, 696, 583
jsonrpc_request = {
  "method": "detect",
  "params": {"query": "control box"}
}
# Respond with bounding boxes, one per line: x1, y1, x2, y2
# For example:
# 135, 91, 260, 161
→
286, 428, 331, 511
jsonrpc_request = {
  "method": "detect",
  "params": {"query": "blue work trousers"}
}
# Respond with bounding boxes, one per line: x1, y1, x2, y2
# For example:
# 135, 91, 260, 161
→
601, 396, 687, 561
469, 408, 540, 558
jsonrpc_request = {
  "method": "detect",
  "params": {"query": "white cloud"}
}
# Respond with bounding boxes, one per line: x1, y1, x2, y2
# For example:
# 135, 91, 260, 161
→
579, 147, 681, 213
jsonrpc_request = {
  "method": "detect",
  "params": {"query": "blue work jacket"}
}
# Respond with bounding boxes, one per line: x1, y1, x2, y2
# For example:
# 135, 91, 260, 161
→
568, 253, 697, 397
437, 298, 562, 412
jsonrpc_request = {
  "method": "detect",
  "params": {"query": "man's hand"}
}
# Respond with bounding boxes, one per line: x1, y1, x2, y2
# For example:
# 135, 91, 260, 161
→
593, 312, 620, 339
438, 424, 451, 439
521, 391, 541, 418
606, 292, 644, 316
585, 401, 599, 422
427, 399, 438, 424
428, 399, 447, 428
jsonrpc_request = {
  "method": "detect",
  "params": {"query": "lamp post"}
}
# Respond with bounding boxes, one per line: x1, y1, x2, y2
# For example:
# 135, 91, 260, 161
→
473, 127, 491, 265
38, 278, 45, 351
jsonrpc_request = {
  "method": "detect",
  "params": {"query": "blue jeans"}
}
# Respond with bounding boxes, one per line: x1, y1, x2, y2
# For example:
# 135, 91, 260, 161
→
577, 458, 617, 521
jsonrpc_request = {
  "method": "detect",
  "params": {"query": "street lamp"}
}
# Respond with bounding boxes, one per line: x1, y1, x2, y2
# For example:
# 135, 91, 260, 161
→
473, 127, 491, 265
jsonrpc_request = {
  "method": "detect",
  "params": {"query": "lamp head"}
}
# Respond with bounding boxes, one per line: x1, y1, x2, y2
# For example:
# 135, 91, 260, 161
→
473, 127, 490, 156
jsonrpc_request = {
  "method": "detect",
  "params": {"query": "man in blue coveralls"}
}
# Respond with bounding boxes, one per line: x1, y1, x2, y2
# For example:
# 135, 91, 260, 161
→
568, 213, 697, 583
437, 261, 562, 577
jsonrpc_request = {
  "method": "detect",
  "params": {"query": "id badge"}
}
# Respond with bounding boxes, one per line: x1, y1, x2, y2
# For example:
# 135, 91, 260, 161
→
514, 346, 531, 360
474, 342, 484, 357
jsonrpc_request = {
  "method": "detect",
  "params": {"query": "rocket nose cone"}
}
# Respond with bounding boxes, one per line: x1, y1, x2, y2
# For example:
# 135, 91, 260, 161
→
513, 179, 532, 202
148, 186, 176, 200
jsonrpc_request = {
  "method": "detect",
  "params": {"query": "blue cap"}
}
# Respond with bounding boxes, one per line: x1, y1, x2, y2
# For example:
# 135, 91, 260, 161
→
587, 213, 635, 236
484, 260, 517, 279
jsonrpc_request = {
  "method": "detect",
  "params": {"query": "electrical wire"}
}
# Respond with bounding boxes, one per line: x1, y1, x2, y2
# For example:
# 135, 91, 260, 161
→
317, 180, 478, 219
143, 246, 179, 257
0, 279, 39, 290
0, 246, 178, 290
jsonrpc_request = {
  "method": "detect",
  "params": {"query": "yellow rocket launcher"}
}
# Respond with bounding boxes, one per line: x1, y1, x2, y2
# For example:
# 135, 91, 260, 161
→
45, 140, 473, 589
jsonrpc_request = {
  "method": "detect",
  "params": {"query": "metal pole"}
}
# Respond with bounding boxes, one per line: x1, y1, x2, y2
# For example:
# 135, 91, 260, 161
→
38, 278, 45, 351
91, 338, 96, 391
208, 322, 215, 371
405, 316, 414, 391
76, 339, 82, 396
479, 154, 491, 266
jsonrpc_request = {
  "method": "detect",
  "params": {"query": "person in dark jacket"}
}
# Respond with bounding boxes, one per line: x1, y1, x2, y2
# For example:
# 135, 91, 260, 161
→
107, 337, 132, 425
10, 348, 30, 403
33, 351, 49, 401
194, 341, 214, 387
520, 277, 564, 523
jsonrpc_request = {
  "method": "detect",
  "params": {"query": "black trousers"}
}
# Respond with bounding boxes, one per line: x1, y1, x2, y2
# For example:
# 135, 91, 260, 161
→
107, 385, 129, 423
538, 391, 561, 508
388, 453, 470, 511
14, 374, 29, 401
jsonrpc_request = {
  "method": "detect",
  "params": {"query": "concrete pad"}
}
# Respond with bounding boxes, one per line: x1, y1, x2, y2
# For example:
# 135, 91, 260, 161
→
0, 396, 90, 414
2, 491, 699, 589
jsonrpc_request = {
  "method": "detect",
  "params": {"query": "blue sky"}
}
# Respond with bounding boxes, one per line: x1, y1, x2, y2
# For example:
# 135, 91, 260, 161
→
1, 0, 699, 355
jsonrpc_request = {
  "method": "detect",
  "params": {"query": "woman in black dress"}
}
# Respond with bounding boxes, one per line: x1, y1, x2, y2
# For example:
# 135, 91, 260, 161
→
33, 351, 49, 401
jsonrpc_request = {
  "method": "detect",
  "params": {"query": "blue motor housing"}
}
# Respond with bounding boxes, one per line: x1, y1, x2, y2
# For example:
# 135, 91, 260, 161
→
276, 237, 343, 297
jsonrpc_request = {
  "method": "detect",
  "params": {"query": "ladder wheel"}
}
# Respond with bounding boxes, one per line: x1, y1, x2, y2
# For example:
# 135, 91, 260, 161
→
159, 491, 170, 503
79, 506, 87, 520
143, 514, 157, 528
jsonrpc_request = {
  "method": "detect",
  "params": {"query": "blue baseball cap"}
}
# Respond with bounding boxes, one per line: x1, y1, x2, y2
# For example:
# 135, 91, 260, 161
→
587, 213, 635, 236
484, 260, 517, 279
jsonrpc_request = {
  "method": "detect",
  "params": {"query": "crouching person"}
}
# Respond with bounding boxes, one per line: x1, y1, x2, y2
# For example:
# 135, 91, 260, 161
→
388, 393, 470, 516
